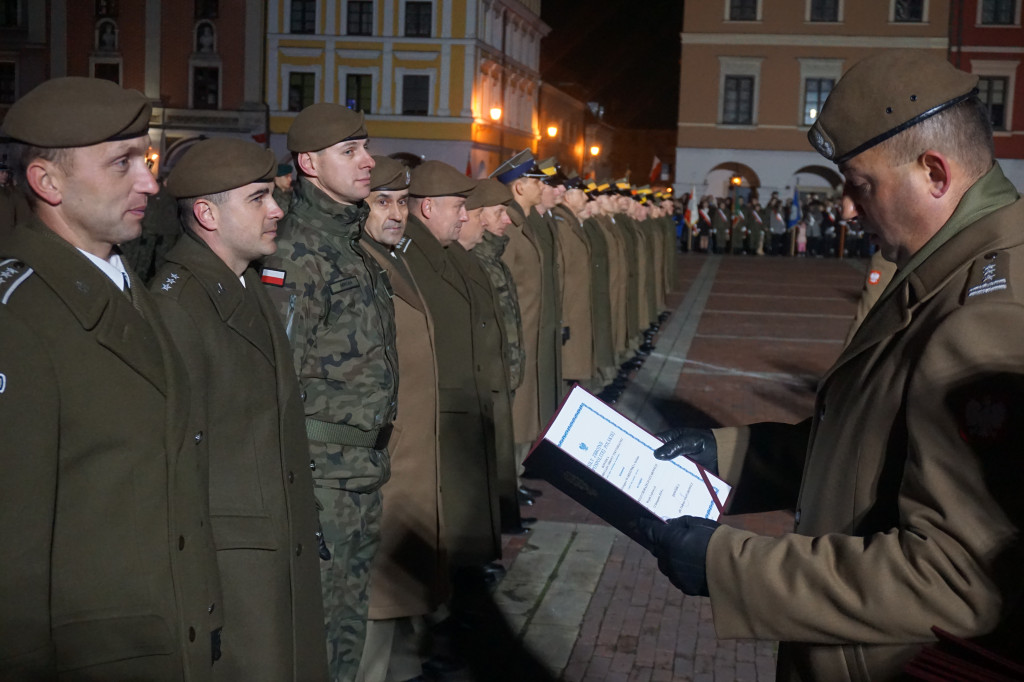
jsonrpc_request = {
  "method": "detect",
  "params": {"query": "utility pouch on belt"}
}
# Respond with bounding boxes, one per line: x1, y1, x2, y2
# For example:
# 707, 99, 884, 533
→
305, 418, 393, 450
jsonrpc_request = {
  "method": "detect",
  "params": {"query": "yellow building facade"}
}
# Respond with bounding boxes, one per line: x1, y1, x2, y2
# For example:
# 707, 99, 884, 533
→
266, 0, 547, 173
676, 0, 951, 199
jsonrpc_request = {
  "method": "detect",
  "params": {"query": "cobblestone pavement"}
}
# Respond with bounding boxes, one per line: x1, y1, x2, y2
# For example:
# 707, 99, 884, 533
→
469, 253, 866, 682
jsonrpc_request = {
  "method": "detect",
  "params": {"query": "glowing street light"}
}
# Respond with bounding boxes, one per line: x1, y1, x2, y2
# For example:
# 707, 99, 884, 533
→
489, 106, 503, 121
546, 124, 558, 138
590, 144, 601, 156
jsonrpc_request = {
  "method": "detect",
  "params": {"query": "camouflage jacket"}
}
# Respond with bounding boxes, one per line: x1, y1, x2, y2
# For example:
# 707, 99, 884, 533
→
473, 231, 525, 392
262, 177, 399, 439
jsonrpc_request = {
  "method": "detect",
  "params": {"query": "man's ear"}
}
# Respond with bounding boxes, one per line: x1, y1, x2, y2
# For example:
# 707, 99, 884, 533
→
192, 198, 218, 232
420, 197, 432, 219
920, 150, 952, 199
296, 151, 317, 177
512, 178, 525, 198
26, 158, 64, 207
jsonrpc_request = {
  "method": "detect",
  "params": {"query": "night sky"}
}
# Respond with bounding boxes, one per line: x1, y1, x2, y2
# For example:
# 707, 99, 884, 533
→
540, 0, 684, 130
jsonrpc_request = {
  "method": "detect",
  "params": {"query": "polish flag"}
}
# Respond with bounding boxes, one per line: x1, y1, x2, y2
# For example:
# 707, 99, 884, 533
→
649, 156, 663, 184
261, 268, 286, 287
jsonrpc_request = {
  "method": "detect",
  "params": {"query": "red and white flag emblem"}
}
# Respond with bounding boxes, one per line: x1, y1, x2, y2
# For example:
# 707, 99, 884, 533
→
261, 268, 286, 287
868, 270, 882, 285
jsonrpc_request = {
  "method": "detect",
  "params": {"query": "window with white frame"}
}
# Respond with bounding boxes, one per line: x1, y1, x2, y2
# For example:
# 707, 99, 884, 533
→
798, 58, 842, 127
719, 57, 762, 126
893, 0, 925, 21
979, 0, 1019, 25
405, 1, 431, 37
723, 77, 754, 124
803, 78, 833, 125
972, 60, 1017, 132
402, 74, 430, 115
346, 74, 372, 113
93, 61, 121, 84
728, 0, 758, 21
347, 1, 373, 35
290, 0, 316, 33
809, 0, 840, 21
192, 66, 219, 109
288, 71, 316, 111
978, 77, 1008, 129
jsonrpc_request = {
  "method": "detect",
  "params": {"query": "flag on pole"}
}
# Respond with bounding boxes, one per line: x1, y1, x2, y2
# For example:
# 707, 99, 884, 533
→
649, 156, 663, 185
787, 187, 802, 228
465, 153, 473, 177
685, 186, 698, 226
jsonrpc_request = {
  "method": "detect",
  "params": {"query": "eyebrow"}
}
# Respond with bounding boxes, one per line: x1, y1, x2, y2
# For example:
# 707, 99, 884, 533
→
247, 188, 270, 200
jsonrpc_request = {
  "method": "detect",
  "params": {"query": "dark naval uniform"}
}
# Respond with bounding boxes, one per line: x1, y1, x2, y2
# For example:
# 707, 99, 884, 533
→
151, 234, 328, 682
263, 176, 398, 679
0, 219, 222, 680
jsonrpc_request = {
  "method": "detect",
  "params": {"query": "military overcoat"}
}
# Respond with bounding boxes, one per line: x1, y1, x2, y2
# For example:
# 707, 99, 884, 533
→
363, 238, 448, 620
552, 204, 593, 382
705, 167, 1024, 681
401, 216, 501, 565
580, 215, 616, 384
150, 235, 328, 682
502, 202, 543, 444
0, 219, 222, 681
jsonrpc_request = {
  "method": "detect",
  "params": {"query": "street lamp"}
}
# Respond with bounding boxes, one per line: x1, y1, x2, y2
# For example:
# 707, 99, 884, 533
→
590, 144, 601, 157
546, 124, 558, 138
489, 106, 503, 122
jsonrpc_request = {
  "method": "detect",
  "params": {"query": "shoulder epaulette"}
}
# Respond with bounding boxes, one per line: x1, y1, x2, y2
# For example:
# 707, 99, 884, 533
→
964, 250, 1013, 303
0, 258, 35, 305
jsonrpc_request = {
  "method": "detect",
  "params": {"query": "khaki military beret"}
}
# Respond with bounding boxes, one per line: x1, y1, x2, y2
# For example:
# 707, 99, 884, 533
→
465, 178, 513, 210
3, 77, 151, 148
409, 160, 476, 197
287, 103, 368, 153
370, 155, 411, 191
809, 50, 979, 165
166, 138, 276, 199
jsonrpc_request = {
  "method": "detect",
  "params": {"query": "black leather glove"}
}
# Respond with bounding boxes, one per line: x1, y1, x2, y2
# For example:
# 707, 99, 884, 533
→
638, 515, 719, 597
653, 427, 718, 475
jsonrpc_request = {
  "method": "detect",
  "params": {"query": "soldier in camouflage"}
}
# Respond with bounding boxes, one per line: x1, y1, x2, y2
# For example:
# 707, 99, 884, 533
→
470, 179, 525, 394
260, 103, 398, 682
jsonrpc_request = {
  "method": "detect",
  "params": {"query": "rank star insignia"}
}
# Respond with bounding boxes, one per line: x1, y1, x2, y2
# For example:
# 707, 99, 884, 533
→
964, 396, 1008, 442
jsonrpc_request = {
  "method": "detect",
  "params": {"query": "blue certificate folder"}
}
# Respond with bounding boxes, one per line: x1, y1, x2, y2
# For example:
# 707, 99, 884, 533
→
524, 385, 721, 551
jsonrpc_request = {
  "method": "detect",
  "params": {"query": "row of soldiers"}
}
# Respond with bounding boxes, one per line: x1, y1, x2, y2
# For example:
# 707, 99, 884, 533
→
0, 74, 676, 682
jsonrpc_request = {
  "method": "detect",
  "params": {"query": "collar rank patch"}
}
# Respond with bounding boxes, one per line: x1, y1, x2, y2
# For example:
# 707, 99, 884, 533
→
261, 267, 287, 287
160, 272, 180, 292
967, 257, 1007, 298
396, 237, 412, 254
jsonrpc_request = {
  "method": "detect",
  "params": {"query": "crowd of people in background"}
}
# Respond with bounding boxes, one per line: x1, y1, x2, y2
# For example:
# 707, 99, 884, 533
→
685, 190, 873, 258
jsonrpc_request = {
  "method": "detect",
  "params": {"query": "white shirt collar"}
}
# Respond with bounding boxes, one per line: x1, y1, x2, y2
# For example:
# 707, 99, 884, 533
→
77, 248, 129, 291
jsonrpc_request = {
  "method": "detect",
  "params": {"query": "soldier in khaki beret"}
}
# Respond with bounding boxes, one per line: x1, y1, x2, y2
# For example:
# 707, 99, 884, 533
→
150, 138, 329, 682
0, 77, 223, 680
359, 156, 448, 682
403, 161, 509, 582
647, 50, 1024, 680
261, 103, 398, 682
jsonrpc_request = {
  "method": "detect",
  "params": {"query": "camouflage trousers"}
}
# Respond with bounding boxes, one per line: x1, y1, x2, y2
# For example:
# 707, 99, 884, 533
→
315, 482, 383, 682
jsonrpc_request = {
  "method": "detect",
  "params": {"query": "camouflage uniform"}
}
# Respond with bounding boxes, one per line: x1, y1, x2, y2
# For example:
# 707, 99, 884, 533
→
262, 176, 398, 682
273, 185, 294, 215
472, 230, 525, 392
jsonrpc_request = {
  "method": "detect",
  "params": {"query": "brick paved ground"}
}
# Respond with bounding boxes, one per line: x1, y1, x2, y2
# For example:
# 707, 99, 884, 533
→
487, 252, 866, 682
